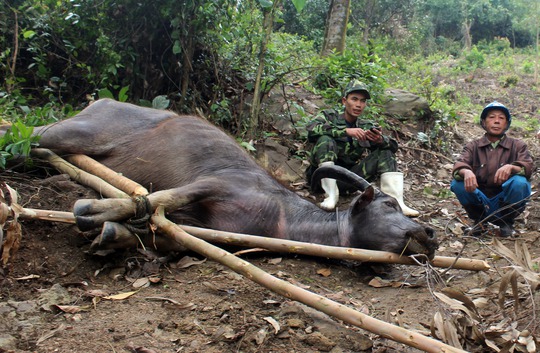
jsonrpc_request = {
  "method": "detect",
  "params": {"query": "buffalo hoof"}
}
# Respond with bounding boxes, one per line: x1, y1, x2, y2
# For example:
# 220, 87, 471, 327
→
74, 199, 100, 231
90, 222, 139, 251
89, 221, 186, 253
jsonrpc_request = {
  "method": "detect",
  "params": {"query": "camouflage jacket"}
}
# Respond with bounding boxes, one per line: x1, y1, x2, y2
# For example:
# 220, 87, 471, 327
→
306, 109, 398, 152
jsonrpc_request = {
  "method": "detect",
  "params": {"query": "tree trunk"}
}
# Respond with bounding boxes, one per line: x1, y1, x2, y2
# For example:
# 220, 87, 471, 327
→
248, 1, 280, 140
362, 0, 376, 44
534, 2, 540, 83
180, 33, 194, 109
462, 19, 472, 50
321, 0, 350, 56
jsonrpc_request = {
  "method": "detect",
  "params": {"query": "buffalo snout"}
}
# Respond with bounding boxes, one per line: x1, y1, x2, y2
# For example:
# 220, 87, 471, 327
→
405, 226, 437, 260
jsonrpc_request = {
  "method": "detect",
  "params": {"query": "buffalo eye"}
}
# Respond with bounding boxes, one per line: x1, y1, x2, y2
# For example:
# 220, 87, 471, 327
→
384, 200, 399, 210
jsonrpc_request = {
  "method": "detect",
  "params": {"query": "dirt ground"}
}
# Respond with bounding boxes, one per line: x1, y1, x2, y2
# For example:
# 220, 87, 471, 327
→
2, 68, 540, 353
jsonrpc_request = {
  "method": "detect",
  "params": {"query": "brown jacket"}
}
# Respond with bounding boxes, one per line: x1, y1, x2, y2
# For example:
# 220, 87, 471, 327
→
452, 134, 534, 198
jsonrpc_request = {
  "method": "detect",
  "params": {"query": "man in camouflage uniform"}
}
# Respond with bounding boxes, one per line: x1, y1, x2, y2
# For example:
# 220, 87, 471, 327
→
306, 80, 419, 216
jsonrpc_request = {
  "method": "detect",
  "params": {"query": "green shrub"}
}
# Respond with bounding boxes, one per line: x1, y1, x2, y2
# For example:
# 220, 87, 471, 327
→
311, 40, 390, 109
0, 94, 76, 169
522, 61, 534, 74
0, 119, 40, 169
498, 75, 519, 88
462, 46, 485, 70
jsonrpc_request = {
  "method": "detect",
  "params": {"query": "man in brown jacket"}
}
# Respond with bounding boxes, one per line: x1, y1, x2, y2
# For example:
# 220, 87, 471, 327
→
451, 101, 533, 237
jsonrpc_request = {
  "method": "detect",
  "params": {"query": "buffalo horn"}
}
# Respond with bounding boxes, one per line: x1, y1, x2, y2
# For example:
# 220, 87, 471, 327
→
311, 164, 372, 192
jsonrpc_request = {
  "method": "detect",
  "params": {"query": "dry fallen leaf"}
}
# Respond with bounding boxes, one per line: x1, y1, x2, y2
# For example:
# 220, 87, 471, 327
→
148, 275, 161, 283
368, 276, 411, 288
53, 304, 91, 313
145, 296, 196, 309
36, 324, 68, 346
85, 289, 109, 297
254, 327, 267, 345
263, 316, 280, 334
262, 299, 281, 305
132, 277, 150, 289
175, 256, 206, 269
316, 268, 332, 277
1, 219, 21, 266
103, 290, 139, 300
267, 257, 282, 265
124, 344, 158, 353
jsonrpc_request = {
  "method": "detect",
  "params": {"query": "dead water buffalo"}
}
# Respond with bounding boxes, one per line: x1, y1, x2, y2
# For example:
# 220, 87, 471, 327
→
28, 99, 437, 258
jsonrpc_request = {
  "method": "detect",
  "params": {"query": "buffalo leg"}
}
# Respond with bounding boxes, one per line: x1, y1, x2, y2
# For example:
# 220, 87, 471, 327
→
91, 221, 187, 252
74, 177, 227, 231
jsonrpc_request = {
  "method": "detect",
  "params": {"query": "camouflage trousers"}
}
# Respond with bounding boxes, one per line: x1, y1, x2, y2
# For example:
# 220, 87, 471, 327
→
307, 135, 397, 189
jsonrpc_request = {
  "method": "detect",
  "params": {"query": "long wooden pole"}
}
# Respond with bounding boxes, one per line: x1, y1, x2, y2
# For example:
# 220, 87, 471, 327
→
152, 207, 468, 353
180, 225, 489, 271
31, 149, 129, 199
8, 205, 489, 271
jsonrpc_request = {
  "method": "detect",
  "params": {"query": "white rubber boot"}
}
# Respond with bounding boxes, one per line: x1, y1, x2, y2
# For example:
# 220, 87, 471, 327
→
319, 161, 339, 210
380, 172, 420, 217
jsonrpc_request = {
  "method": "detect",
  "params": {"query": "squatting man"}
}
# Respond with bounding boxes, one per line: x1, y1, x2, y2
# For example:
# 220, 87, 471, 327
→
305, 80, 419, 217
451, 101, 533, 237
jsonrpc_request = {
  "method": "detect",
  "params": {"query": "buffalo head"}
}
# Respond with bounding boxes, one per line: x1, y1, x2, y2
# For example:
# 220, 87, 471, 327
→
312, 165, 438, 259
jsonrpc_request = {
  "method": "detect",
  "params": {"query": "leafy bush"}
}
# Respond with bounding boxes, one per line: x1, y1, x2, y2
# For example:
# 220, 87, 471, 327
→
0, 95, 75, 169
498, 75, 519, 88
0, 119, 40, 169
522, 61, 534, 74
461, 46, 485, 70
311, 40, 390, 109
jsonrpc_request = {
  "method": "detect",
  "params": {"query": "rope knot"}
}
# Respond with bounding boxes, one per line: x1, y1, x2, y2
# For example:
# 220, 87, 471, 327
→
123, 195, 152, 236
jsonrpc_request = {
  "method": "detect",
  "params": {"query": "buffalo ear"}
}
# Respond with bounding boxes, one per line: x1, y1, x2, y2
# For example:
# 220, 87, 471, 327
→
350, 186, 375, 216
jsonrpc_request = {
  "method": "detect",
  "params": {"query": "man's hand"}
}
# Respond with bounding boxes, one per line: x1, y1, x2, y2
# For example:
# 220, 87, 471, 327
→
494, 164, 518, 185
345, 127, 383, 144
345, 127, 367, 141
461, 169, 478, 193
366, 127, 383, 144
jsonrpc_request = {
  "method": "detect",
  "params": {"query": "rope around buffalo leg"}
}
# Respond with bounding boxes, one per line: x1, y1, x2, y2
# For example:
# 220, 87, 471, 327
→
121, 195, 154, 249
123, 195, 152, 236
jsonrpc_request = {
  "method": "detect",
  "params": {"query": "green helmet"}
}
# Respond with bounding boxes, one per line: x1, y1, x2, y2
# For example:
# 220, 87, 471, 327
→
343, 80, 371, 99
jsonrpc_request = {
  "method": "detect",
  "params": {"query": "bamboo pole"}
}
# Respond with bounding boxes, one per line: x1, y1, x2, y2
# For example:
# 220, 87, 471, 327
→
18, 207, 76, 224
65, 154, 148, 197
152, 207, 468, 353
180, 224, 490, 271
8, 205, 489, 271
31, 149, 129, 199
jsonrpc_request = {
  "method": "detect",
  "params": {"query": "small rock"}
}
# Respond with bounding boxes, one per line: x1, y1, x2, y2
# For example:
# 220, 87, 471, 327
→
286, 318, 304, 328
38, 284, 73, 312
302, 332, 335, 352
0, 333, 17, 350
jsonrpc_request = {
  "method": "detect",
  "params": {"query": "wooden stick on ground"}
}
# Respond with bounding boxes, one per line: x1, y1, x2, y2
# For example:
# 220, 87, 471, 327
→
65, 154, 149, 197
8, 205, 490, 271
180, 224, 490, 271
152, 206, 468, 353
31, 149, 129, 199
